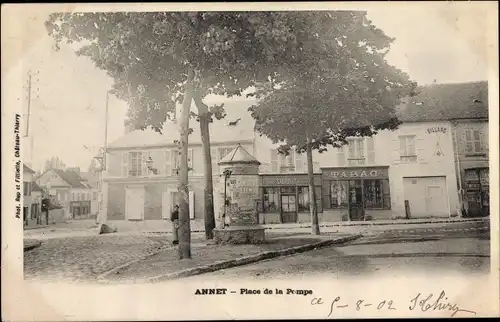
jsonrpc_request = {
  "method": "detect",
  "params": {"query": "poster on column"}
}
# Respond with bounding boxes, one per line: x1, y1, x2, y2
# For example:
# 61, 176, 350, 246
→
1, 1, 498, 322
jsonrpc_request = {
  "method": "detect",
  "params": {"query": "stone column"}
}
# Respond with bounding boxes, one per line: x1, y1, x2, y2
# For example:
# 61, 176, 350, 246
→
213, 145, 265, 244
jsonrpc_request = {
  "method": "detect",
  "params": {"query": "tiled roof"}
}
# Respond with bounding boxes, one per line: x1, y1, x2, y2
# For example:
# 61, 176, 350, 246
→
108, 98, 257, 149
31, 182, 43, 192
398, 81, 488, 122
79, 172, 99, 188
52, 169, 87, 188
23, 164, 35, 173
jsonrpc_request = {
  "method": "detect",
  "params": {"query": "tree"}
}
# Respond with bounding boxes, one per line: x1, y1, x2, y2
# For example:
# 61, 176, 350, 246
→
248, 11, 416, 235
45, 12, 316, 258
46, 12, 360, 257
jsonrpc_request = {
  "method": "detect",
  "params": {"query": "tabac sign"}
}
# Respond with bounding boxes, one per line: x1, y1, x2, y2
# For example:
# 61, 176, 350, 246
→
322, 166, 389, 180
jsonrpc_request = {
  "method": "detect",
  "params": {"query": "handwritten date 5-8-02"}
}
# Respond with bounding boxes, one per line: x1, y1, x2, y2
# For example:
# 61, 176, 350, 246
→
310, 291, 476, 318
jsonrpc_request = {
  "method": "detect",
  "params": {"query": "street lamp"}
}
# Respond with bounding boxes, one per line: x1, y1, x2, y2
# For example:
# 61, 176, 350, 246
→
146, 157, 158, 175
221, 169, 232, 228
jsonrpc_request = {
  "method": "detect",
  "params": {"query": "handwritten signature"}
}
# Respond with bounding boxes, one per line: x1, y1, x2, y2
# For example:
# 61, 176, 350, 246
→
310, 290, 476, 318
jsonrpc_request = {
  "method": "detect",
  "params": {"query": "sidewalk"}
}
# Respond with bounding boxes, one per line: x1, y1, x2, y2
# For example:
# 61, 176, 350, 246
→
98, 233, 360, 284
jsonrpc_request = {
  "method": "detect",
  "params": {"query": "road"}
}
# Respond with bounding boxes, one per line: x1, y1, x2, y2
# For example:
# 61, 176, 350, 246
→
184, 220, 491, 281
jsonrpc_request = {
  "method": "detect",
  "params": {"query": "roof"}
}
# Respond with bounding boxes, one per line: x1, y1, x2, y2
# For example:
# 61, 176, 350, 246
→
219, 144, 260, 165
52, 169, 87, 188
79, 172, 99, 188
398, 81, 488, 122
23, 164, 35, 173
108, 98, 257, 149
31, 182, 43, 192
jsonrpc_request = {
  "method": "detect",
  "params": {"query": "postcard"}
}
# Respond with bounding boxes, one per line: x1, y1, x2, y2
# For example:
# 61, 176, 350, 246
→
2, 2, 499, 320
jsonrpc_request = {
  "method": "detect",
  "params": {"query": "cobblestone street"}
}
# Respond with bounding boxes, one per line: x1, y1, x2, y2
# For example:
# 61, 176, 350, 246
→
24, 234, 204, 282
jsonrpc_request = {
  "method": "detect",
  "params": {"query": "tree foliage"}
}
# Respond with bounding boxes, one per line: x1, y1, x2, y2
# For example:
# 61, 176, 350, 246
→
248, 11, 417, 155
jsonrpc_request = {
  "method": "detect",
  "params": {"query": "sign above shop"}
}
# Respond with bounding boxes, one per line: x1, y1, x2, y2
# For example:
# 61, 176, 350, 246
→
261, 174, 322, 186
322, 166, 389, 180
426, 126, 448, 134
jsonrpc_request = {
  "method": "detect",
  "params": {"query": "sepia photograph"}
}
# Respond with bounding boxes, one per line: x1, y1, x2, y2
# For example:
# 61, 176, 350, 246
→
2, 2, 499, 320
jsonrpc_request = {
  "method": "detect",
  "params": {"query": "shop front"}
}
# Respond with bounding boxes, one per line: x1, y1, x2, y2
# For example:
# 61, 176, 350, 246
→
321, 166, 391, 221
70, 200, 92, 219
464, 167, 489, 217
259, 174, 322, 224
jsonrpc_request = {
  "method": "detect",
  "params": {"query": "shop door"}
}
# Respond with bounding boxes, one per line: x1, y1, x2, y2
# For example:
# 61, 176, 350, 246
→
479, 169, 490, 216
125, 187, 145, 221
281, 194, 297, 223
348, 180, 364, 221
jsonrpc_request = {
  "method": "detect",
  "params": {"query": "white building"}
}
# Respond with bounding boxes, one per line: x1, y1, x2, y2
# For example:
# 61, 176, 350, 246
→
102, 81, 488, 224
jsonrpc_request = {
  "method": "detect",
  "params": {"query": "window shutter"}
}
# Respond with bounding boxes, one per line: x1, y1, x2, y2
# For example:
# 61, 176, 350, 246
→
271, 150, 278, 172
121, 152, 128, 177
399, 136, 406, 156
295, 152, 304, 172
366, 137, 375, 164
336, 147, 345, 166
142, 152, 149, 176
164, 150, 171, 176
189, 191, 195, 219
188, 149, 194, 172
171, 150, 179, 176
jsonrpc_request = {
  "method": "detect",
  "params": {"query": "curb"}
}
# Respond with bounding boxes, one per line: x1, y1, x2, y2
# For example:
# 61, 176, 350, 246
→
133, 218, 488, 235
96, 243, 174, 280
264, 217, 489, 230
24, 239, 42, 252
98, 234, 361, 284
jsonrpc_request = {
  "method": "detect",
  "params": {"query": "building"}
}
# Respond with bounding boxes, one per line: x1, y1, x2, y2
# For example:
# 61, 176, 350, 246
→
35, 168, 94, 219
79, 171, 100, 216
23, 164, 35, 226
102, 81, 488, 224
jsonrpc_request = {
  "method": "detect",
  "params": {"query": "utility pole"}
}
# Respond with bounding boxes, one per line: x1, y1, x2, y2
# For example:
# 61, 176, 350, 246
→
98, 90, 110, 226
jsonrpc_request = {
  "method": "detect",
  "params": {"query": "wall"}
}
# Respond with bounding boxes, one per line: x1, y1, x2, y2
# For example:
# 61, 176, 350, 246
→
36, 170, 70, 188
382, 122, 459, 216
107, 177, 205, 221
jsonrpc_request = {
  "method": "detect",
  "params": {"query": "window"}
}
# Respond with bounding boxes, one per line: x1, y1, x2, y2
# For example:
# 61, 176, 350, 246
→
170, 149, 194, 176
72, 193, 75, 201
399, 135, 417, 162
298, 187, 310, 211
364, 180, 383, 209
330, 181, 349, 208
465, 129, 483, 154
23, 182, 31, 196
347, 139, 365, 165
263, 188, 279, 212
93, 192, 98, 200
128, 151, 143, 177
270, 149, 304, 173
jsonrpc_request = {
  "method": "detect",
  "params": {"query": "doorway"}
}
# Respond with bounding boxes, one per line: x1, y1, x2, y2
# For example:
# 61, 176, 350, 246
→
348, 180, 364, 221
281, 194, 297, 223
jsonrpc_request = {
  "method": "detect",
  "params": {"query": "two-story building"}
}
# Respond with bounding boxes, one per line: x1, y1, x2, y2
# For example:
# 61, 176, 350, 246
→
35, 168, 94, 219
103, 81, 488, 224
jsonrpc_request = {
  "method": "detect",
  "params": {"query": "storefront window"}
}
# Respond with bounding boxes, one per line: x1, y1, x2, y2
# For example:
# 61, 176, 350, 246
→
364, 179, 383, 209
280, 186, 295, 194
330, 181, 349, 208
298, 187, 310, 211
263, 188, 279, 212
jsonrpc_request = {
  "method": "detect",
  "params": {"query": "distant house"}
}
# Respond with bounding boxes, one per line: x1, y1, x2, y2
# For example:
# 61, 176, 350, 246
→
79, 171, 100, 215
23, 164, 35, 226
35, 168, 94, 219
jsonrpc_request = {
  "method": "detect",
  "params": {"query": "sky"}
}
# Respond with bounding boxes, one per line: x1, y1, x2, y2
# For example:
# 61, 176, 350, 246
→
19, 5, 490, 173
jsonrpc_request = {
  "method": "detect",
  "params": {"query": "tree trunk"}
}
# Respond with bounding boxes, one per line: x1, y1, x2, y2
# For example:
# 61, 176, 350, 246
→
306, 135, 320, 235
177, 68, 195, 259
193, 92, 216, 240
